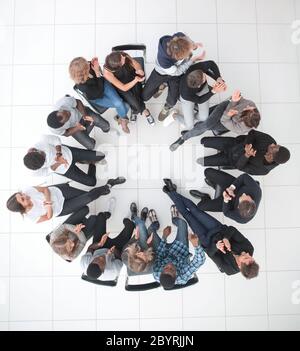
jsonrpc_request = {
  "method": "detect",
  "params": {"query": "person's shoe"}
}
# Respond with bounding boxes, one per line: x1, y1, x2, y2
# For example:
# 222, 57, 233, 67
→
196, 157, 205, 166
189, 190, 211, 200
163, 109, 177, 127
170, 205, 179, 219
153, 83, 167, 98
130, 202, 138, 220
181, 130, 188, 137
107, 176, 126, 188
120, 118, 130, 134
158, 105, 172, 122
169, 137, 185, 152
130, 110, 138, 123
162, 185, 170, 194
140, 207, 149, 221
98, 158, 107, 166
205, 177, 216, 189
148, 209, 158, 223
107, 197, 116, 215
144, 110, 155, 126
163, 178, 177, 192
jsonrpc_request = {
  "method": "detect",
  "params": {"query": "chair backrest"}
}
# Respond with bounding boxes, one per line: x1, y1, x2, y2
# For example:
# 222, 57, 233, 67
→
81, 274, 118, 287
73, 86, 108, 115
163, 274, 199, 291
125, 268, 160, 292
111, 44, 146, 74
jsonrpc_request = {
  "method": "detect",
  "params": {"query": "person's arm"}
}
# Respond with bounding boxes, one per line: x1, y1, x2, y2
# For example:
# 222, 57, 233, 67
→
180, 245, 206, 284
76, 99, 86, 116
225, 226, 254, 255
103, 69, 143, 92
63, 124, 85, 137
34, 186, 53, 223
199, 60, 221, 81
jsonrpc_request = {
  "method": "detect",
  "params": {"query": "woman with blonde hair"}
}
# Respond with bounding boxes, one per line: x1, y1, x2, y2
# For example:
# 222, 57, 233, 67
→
121, 203, 161, 273
69, 57, 131, 133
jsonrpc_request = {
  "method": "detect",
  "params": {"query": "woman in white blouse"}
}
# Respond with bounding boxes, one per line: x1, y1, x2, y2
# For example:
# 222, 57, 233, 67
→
6, 177, 126, 224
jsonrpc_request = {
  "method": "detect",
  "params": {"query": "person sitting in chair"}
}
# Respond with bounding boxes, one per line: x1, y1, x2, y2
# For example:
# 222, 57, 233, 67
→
163, 178, 259, 279
69, 56, 130, 134
47, 95, 110, 150
153, 203, 205, 289
197, 129, 290, 175
190, 168, 262, 224
23, 134, 106, 186
170, 90, 260, 151
81, 201, 135, 281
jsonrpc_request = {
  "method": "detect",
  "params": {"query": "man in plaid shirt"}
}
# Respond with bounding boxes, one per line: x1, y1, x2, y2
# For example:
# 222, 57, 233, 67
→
153, 219, 206, 289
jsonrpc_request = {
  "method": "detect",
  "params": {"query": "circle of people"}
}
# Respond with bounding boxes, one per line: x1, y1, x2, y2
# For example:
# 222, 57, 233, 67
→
6, 32, 291, 289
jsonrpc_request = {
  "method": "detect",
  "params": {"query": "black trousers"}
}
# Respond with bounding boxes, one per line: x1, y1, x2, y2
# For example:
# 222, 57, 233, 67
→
117, 82, 145, 115
56, 183, 110, 217
201, 136, 237, 167
92, 212, 135, 256
72, 107, 110, 150
197, 168, 236, 211
183, 100, 230, 141
142, 69, 181, 107
63, 206, 97, 241
62, 146, 105, 186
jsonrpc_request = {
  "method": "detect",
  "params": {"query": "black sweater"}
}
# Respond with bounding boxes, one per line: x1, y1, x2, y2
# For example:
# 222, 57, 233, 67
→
180, 61, 221, 104
205, 226, 254, 275
223, 174, 262, 224
229, 130, 278, 175
76, 65, 105, 100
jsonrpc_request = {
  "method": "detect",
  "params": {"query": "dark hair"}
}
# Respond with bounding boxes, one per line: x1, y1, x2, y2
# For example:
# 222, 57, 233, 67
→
23, 151, 45, 170
167, 36, 192, 60
240, 108, 261, 129
160, 272, 176, 289
186, 69, 204, 89
238, 200, 256, 219
6, 193, 25, 214
86, 263, 102, 279
273, 146, 290, 164
47, 111, 63, 129
240, 261, 259, 279
105, 51, 131, 72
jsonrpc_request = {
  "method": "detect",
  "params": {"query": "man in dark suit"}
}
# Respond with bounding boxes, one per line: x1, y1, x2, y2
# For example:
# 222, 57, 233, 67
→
197, 129, 290, 175
162, 178, 259, 278
190, 168, 262, 224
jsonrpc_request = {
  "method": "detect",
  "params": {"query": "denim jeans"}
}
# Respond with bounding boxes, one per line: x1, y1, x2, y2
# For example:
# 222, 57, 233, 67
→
90, 80, 129, 118
133, 216, 161, 252
166, 191, 222, 248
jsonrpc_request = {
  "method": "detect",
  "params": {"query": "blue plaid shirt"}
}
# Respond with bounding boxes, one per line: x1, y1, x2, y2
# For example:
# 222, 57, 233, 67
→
153, 238, 206, 285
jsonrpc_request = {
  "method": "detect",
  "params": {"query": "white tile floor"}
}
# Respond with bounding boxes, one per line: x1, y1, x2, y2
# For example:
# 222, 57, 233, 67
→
0, 0, 300, 331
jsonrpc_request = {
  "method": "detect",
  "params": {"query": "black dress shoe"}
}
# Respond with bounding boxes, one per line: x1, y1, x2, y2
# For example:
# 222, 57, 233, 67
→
130, 202, 138, 220
107, 176, 126, 187
163, 178, 177, 192
204, 178, 216, 189
189, 190, 211, 200
169, 137, 184, 152
162, 185, 170, 194
140, 207, 149, 221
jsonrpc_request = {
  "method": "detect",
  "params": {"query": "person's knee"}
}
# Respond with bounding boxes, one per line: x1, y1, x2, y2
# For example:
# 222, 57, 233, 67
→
204, 167, 215, 179
82, 138, 96, 151
200, 136, 209, 145
123, 218, 135, 230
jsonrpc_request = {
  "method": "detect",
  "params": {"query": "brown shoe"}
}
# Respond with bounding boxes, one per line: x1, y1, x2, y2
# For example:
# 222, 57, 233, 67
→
120, 118, 130, 134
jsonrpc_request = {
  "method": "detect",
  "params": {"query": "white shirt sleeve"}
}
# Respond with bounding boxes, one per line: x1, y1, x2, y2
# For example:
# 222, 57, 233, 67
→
80, 252, 93, 272
41, 134, 62, 147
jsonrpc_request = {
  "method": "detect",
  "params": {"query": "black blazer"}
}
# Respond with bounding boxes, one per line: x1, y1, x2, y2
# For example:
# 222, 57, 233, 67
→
229, 130, 278, 175
222, 173, 262, 224
205, 226, 254, 275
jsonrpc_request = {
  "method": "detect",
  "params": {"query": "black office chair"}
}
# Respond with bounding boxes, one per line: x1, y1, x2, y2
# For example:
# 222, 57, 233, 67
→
111, 44, 146, 75
163, 274, 199, 291
125, 267, 160, 292
81, 274, 119, 287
